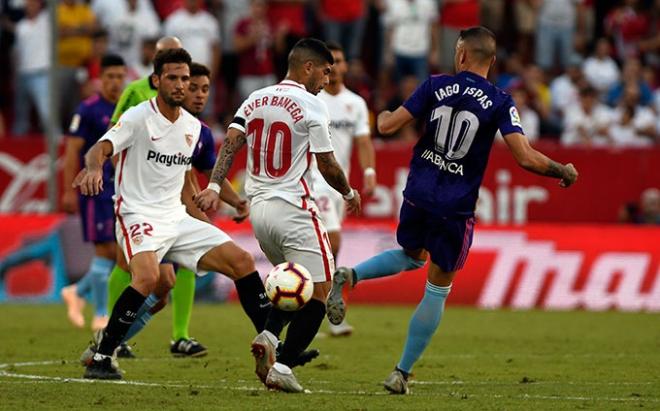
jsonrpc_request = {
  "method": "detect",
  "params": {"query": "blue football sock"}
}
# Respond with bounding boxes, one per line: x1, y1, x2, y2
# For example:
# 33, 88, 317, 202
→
88, 257, 114, 316
75, 270, 94, 299
397, 281, 451, 374
76, 256, 114, 310
122, 294, 159, 342
353, 249, 425, 284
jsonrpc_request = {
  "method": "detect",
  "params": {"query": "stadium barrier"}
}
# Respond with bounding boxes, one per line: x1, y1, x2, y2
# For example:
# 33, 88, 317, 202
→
2, 215, 657, 312
1, 138, 659, 223
228, 220, 660, 312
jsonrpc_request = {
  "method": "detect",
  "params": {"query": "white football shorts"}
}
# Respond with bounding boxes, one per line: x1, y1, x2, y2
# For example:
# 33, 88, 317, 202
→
115, 212, 231, 273
315, 189, 345, 233
250, 198, 335, 283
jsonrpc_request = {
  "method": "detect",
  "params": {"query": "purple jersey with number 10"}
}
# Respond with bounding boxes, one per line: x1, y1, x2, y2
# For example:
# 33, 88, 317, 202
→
402, 71, 524, 217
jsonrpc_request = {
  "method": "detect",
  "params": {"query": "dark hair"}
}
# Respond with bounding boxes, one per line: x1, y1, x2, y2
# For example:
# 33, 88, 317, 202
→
578, 85, 597, 97
153, 48, 192, 76
92, 28, 108, 40
459, 26, 497, 62
288, 38, 334, 69
101, 54, 125, 69
142, 36, 159, 46
325, 41, 343, 53
190, 62, 210, 78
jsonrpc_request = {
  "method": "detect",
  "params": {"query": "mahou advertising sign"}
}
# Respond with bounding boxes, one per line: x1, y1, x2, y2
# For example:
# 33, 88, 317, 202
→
343, 224, 660, 312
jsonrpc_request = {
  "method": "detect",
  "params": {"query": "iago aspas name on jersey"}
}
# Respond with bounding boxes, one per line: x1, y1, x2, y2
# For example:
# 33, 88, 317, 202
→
146, 150, 192, 166
434, 83, 493, 110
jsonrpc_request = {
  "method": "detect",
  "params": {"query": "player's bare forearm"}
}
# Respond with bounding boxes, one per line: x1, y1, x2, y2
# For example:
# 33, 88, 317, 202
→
209, 129, 246, 186
356, 135, 377, 195
514, 145, 569, 178
219, 178, 242, 208
315, 151, 352, 195
356, 135, 376, 170
202, 168, 241, 208
84, 140, 113, 172
514, 144, 570, 178
181, 171, 211, 223
503, 132, 577, 187
63, 137, 84, 192
74, 141, 113, 196
377, 106, 414, 135
62, 137, 84, 211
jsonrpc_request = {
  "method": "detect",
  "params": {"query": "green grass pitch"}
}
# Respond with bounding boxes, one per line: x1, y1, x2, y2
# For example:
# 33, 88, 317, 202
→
0, 303, 658, 410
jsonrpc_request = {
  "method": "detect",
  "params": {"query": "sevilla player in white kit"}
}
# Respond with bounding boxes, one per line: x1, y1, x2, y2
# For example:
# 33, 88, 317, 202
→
195, 39, 361, 392
75, 49, 272, 380
312, 42, 377, 337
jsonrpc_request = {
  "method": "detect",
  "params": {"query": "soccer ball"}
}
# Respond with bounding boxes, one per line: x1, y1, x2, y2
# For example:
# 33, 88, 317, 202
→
265, 262, 314, 311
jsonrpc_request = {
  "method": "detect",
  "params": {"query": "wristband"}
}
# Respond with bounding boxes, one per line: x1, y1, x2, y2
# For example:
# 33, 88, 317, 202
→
342, 189, 355, 201
207, 182, 221, 194
364, 167, 376, 177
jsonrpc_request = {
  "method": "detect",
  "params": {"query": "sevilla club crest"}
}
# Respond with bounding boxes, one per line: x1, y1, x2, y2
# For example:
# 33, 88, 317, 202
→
185, 134, 193, 147
131, 234, 143, 246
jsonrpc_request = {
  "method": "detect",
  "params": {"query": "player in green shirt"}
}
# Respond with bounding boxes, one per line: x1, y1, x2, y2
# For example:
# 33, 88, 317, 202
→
106, 36, 211, 357
110, 77, 156, 124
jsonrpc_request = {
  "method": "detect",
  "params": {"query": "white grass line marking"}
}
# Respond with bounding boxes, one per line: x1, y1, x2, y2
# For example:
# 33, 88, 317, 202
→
0, 360, 63, 369
1, 373, 657, 403
0, 360, 658, 403
410, 380, 656, 386
423, 352, 660, 359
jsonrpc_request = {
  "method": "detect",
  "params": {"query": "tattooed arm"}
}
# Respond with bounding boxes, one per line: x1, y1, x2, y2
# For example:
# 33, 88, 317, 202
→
315, 151, 362, 214
210, 128, 247, 186
194, 128, 247, 211
502, 132, 578, 188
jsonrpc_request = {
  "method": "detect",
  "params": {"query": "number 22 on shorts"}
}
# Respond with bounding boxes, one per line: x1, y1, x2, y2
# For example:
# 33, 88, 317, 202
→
129, 222, 153, 245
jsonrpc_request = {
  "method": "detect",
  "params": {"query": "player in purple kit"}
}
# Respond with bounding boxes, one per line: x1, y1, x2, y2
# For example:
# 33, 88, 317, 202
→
326, 27, 578, 394
61, 54, 127, 331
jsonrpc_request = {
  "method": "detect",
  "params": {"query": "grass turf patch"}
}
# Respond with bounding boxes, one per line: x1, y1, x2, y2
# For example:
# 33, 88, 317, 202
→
0, 304, 658, 410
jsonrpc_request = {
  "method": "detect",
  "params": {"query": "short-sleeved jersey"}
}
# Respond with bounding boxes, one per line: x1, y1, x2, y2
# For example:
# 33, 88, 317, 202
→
192, 124, 217, 172
310, 87, 370, 194
69, 94, 116, 199
229, 79, 334, 208
100, 98, 202, 218
111, 77, 156, 124
402, 71, 524, 217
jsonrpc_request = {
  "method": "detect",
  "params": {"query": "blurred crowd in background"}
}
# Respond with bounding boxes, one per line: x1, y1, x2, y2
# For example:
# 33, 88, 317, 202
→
0, 0, 659, 147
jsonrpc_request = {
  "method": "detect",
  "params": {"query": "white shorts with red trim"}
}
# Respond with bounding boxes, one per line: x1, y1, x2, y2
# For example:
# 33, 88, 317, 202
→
315, 189, 345, 233
250, 198, 335, 282
115, 212, 231, 273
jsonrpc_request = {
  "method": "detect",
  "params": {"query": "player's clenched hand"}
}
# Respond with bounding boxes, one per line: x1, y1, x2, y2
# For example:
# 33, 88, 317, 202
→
345, 189, 361, 215
559, 163, 578, 188
233, 199, 250, 223
194, 188, 220, 211
73, 168, 103, 196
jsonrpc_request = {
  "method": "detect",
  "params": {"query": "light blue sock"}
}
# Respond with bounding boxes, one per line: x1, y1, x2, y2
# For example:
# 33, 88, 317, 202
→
87, 257, 114, 316
397, 281, 451, 373
76, 256, 113, 307
353, 249, 425, 284
75, 270, 95, 299
122, 294, 159, 342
